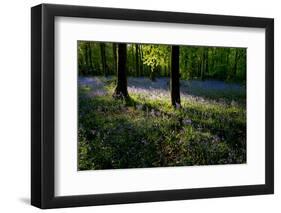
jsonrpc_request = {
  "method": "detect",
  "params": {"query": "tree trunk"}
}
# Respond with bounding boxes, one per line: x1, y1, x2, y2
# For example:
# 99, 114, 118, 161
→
200, 49, 205, 80
100, 43, 107, 76
171, 45, 181, 107
114, 43, 128, 98
139, 45, 144, 76
135, 44, 140, 76
201, 48, 208, 80
205, 48, 209, 77
84, 43, 87, 64
84, 42, 92, 74
84, 43, 89, 74
233, 49, 239, 77
150, 68, 156, 81
112, 43, 117, 74
88, 43, 93, 72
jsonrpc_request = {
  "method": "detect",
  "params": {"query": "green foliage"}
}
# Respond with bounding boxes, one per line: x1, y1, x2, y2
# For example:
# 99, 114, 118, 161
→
78, 41, 246, 83
141, 45, 170, 78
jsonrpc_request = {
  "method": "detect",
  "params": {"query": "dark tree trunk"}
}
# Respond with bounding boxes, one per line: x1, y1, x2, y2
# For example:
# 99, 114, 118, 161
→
171, 45, 181, 107
198, 62, 201, 78
201, 48, 208, 80
135, 44, 140, 76
205, 48, 209, 77
84, 43, 89, 74
167, 65, 170, 77
200, 50, 205, 80
88, 43, 93, 70
211, 50, 216, 75
112, 43, 117, 74
233, 49, 239, 77
114, 43, 128, 98
150, 69, 156, 81
85, 42, 93, 75
100, 43, 107, 76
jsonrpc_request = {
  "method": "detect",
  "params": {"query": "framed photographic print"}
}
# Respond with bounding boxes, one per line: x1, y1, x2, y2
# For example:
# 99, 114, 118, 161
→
31, 3, 274, 209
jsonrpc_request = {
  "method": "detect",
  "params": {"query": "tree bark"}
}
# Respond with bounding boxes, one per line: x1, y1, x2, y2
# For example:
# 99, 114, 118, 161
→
171, 45, 181, 107
112, 43, 117, 74
100, 43, 107, 76
114, 43, 129, 98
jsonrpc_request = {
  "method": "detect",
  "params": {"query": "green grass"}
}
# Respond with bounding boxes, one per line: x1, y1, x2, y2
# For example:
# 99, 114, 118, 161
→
78, 85, 246, 170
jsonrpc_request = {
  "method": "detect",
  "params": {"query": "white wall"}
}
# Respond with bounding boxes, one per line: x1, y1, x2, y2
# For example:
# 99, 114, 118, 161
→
0, 0, 279, 212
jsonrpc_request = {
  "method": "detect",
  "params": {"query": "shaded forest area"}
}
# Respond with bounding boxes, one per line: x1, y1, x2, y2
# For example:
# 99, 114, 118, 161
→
78, 41, 246, 170
78, 41, 246, 83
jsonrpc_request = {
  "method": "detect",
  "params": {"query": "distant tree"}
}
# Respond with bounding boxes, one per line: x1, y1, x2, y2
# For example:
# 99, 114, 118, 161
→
171, 45, 181, 107
135, 44, 140, 76
85, 42, 93, 74
200, 48, 208, 80
100, 43, 107, 76
139, 45, 144, 76
205, 48, 209, 77
112, 43, 117, 73
84, 42, 89, 70
114, 43, 129, 98
233, 49, 239, 78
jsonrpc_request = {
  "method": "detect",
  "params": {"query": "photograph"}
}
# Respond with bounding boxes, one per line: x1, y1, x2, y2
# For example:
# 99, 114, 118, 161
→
78, 41, 247, 170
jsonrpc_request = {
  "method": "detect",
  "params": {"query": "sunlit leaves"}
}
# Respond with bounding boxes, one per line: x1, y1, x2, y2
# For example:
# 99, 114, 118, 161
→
141, 45, 170, 72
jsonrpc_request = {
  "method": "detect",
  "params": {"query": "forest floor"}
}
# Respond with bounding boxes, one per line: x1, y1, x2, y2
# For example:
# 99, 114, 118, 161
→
78, 76, 246, 170
79, 76, 246, 104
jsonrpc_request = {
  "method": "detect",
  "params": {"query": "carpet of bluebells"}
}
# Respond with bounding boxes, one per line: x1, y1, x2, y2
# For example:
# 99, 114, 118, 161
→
78, 76, 246, 170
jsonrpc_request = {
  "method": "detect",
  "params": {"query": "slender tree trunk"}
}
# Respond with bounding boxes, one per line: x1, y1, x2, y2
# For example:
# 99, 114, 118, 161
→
100, 43, 107, 76
201, 48, 208, 80
171, 45, 181, 107
84, 43, 89, 74
232, 49, 239, 79
150, 68, 156, 81
198, 62, 201, 78
112, 43, 117, 74
84, 42, 93, 75
212, 48, 217, 75
139, 45, 143, 76
225, 49, 231, 80
88, 43, 93, 72
135, 44, 140, 76
114, 43, 128, 98
205, 48, 209, 77
200, 49, 205, 80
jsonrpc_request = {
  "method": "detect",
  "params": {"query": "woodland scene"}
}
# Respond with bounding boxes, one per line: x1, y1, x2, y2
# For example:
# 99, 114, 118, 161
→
78, 41, 246, 170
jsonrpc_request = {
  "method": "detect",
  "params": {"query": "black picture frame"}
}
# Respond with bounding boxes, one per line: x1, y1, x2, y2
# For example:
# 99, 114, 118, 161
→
31, 3, 274, 209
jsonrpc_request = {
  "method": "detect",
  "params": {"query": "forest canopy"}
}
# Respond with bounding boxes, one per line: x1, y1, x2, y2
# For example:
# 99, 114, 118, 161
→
78, 41, 246, 83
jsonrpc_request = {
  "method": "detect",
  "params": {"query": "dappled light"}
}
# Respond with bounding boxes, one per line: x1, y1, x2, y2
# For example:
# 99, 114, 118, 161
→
78, 41, 246, 170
